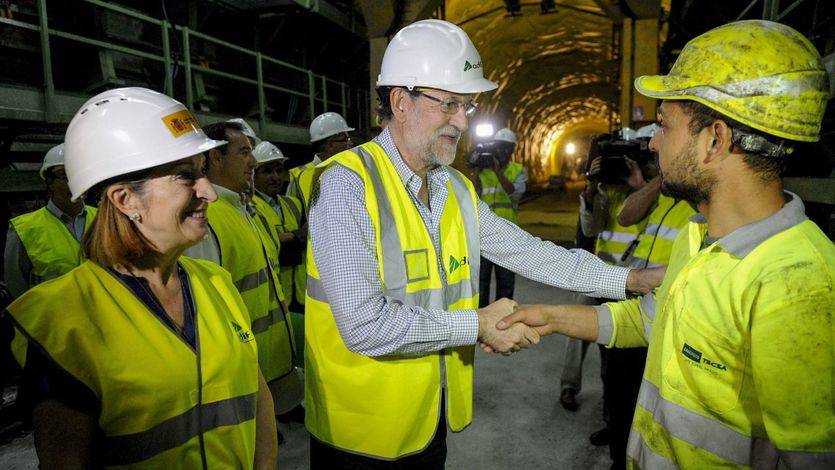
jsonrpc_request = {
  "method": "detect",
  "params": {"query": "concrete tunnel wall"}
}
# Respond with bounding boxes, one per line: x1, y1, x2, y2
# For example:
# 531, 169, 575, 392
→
446, 0, 619, 185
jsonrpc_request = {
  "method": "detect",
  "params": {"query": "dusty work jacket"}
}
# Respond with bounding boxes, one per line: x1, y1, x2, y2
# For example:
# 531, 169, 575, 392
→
597, 192, 835, 469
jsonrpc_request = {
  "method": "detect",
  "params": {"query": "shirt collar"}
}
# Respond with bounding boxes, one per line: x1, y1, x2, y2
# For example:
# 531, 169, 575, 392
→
212, 184, 246, 209
312, 154, 322, 165
372, 127, 450, 191
690, 191, 807, 258
255, 190, 275, 206
46, 199, 86, 222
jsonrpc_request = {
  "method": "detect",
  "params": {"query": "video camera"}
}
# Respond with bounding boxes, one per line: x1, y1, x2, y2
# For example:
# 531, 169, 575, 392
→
467, 141, 514, 169
590, 131, 655, 185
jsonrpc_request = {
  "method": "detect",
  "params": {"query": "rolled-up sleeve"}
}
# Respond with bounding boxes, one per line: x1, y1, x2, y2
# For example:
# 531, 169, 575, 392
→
309, 166, 478, 357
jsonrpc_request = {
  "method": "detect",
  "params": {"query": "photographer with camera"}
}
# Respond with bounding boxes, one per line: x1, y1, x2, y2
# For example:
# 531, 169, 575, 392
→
473, 128, 528, 308
559, 130, 652, 468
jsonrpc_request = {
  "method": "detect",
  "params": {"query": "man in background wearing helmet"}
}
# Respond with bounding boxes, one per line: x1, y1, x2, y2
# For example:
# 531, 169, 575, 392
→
475, 127, 527, 307
285, 111, 354, 204
305, 19, 661, 467
4, 144, 97, 298
252, 141, 307, 366
185, 121, 303, 422
500, 20, 834, 468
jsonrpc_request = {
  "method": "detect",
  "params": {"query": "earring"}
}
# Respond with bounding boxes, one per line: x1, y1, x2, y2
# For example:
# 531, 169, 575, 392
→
129, 213, 141, 222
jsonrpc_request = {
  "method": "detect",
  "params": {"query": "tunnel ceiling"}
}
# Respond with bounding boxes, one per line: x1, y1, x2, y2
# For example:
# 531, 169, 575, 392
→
447, 0, 619, 183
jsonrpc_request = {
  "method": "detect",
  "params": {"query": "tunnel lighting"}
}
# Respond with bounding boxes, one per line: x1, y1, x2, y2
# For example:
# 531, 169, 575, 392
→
475, 123, 494, 138
565, 142, 576, 155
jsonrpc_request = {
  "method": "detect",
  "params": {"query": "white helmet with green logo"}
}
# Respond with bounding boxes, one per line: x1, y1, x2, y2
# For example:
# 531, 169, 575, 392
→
376, 19, 497, 94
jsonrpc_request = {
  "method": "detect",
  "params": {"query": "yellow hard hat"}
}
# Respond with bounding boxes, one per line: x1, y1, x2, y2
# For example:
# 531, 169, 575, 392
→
635, 20, 829, 142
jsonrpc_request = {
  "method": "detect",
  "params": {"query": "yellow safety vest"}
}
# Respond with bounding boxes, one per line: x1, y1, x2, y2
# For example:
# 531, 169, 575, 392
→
630, 195, 696, 268
257, 194, 306, 306
478, 162, 524, 223
595, 186, 647, 265
6, 258, 259, 469
208, 198, 294, 383
10, 205, 97, 282
305, 141, 481, 459
287, 160, 316, 201
605, 210, 835, 468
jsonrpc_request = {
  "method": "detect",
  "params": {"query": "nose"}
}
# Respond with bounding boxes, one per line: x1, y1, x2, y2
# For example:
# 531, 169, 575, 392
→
246, 153, 257, 170
450, 107, 468, 133
196, 176, 217, 202
649, 131, 660, 152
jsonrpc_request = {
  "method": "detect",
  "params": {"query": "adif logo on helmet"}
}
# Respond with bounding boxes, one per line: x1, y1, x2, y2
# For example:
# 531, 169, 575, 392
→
464, 60, 482, 72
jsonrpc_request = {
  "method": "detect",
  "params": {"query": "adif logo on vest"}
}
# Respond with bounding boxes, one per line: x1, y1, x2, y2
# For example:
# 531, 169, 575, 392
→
449, 255, 469, 274
231, 321, 254, 343
463, 60, 482, 72
682, 343, 726, 371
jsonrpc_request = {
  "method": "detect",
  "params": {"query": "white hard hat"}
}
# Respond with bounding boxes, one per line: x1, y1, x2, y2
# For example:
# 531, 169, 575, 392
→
377, 19, 497, 94
253, 141, 287, 164
227, 118, 261, 144
635, 123, 659, 139
493, 128, 517, 144
64, 87, 226, 201
309, 112, 354, 143
39, 143, 65, 180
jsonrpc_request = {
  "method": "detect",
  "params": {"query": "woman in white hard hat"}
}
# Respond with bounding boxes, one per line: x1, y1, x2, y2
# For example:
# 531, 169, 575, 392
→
3, 87, 277, 469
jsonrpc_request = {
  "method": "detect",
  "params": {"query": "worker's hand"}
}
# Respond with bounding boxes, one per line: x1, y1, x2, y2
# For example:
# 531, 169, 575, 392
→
626, 266, 666, 294
491, 156, 502, 173
624, 158, 646, 190
278, 232, 295, 243
586, 157, 603, 181
477, 298, 540, 355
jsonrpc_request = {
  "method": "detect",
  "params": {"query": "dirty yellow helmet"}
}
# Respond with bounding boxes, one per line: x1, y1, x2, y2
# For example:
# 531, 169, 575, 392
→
635, 20, 829, 142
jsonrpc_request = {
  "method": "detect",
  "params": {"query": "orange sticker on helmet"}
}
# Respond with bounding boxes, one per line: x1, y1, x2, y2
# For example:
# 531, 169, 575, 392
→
161, 110, 200, 138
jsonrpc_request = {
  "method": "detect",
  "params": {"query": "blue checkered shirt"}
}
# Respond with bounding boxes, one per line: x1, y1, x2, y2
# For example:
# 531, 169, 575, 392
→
308, 128, 629, 356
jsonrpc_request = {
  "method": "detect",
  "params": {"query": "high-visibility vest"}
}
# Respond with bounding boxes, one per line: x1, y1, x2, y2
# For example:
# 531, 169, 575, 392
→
595, 186, 647, 265
10, 205, 97, 282
607, 212, 835, 468
478, 162, 524, 223
207, 198, 294, 383
6, 258, 259, 469
630, 195, 696, 268
287, 160, 316, 201
305, 141, 481, 459
277, 195, 306, 306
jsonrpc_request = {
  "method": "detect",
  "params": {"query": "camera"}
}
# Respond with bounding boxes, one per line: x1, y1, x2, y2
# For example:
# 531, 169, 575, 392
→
467, 141, 514, 169
590, 132, 654, 184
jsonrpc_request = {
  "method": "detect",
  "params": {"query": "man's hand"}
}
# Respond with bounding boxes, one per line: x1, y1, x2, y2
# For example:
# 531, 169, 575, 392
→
496, 304, 555, 335
624, 158, 646, 190
586, 157, 603, 181
278, 232, 295, 243
477, 298, 540, 355
626, 266, 666, 294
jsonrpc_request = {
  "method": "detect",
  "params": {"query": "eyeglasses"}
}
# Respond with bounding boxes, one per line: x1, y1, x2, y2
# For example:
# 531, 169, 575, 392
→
414, 90, 478, 117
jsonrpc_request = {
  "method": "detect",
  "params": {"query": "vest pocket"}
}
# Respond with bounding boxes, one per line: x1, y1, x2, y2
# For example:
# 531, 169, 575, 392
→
663, 310, 746, 414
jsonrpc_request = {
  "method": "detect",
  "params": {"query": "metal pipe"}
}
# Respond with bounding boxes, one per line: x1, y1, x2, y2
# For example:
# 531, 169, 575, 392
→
183, 27, 193, 110
308, 70, 316, 120
37, 0, 56, 122
257, 53, 267, 135
321, 75, 328, 112
161, 20, 173, 96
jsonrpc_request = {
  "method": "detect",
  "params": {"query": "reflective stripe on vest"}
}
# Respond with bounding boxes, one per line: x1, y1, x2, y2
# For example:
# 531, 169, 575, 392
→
478, 162, 523, 223
595, 187, 645, 266
10, 206, 97, 281
305, 141, 480, 459
208, 198, 293, 383
276, 195, 306, 306
6, 259, 259, 469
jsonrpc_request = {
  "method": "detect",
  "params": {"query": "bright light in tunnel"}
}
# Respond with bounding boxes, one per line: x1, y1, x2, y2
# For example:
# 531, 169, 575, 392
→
475, 123, 494, 138
565, 142, 576, 155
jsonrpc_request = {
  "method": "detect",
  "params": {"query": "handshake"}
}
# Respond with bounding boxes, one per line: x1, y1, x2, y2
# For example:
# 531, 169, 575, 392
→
477, 298, 548, 355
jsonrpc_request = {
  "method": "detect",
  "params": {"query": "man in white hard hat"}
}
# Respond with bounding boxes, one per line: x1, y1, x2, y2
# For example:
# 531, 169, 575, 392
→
474, 127, 527, 308
285, 111, 354, 204
304, 19, 662, 467
4, 144, 98, 298
185, 121, 303, 420
252, 141, 307, 364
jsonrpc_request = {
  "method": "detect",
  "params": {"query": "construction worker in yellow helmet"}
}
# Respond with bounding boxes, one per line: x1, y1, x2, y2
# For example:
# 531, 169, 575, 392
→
498, 20, 833, 468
